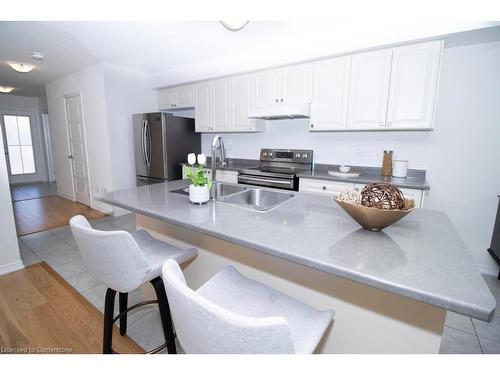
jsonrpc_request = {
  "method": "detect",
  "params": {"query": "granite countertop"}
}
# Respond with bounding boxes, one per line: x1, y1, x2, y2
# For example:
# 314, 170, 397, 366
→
298, 164, 430, 190
97, 180, 495, 321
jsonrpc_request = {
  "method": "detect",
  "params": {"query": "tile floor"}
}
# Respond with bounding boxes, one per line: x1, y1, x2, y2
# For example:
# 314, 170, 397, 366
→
17, 214, 500, 354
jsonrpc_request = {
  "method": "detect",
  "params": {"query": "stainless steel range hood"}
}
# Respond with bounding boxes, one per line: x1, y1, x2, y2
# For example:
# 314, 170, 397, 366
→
248, 103, 310, 120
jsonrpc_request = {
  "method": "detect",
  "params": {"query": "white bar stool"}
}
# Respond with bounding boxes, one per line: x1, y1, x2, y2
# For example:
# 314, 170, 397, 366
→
69, 215, 197, 354
162, 259, 334, 354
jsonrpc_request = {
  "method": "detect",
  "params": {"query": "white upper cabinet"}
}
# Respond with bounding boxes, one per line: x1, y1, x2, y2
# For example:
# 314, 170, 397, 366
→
310, 56, 351, 131
158, 85, 195, 109
253, 69, 282, 108
232, 75, 264, 132
281, 64, 313, 105
252, 64, 313, 108
194, 82, 212, 132
347, 49, 393, 130
175, 85, 195, 108
212, 78, 232, 132
158, 87, 175, 110
386, 41, 442, 130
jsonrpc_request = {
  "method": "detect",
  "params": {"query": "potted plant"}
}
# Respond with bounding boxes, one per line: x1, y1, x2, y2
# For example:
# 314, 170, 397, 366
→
185, 153, 211, 204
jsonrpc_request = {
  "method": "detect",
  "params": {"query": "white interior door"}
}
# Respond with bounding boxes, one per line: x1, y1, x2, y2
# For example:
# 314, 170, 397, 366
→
0, 110, 45, 184
347, 49, 393, 130
65, 94, 90, 206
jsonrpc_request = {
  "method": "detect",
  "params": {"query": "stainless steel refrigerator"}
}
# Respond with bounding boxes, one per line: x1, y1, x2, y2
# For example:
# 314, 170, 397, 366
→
133, 112, 200, 186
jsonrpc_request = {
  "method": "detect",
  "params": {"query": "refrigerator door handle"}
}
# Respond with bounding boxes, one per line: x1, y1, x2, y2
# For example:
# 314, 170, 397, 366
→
145, 120, 152, 167
141, 120, 147, 166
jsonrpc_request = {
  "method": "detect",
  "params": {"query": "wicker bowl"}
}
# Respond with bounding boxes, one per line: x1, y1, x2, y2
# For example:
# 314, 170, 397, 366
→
334, 198, 415, 231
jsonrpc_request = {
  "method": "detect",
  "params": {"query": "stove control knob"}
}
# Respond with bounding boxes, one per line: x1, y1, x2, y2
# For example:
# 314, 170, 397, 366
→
268, 152, 273, 157
302, 153, 308, 159
295, 153, 301, 158
263, 152, 267, 157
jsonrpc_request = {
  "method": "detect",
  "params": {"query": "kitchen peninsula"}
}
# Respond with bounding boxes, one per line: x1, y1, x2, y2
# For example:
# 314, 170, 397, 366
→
97, 180, 496, 354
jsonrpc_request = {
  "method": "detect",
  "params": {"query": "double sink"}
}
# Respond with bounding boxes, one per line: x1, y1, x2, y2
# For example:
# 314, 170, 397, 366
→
174, 183, 295, 212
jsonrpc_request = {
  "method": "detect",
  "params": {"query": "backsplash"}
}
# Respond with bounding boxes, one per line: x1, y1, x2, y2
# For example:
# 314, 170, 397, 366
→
201, 118, 433, 170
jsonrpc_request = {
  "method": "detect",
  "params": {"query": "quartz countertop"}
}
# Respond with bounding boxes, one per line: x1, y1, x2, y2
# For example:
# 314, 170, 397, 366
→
97, 180, 495, 321
298, 164, 430, 190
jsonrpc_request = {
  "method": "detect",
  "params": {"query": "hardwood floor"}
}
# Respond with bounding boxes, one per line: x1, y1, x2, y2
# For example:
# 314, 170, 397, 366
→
0, 263, 144, 354
10, 182, 57, 202
13, 195, 107, 236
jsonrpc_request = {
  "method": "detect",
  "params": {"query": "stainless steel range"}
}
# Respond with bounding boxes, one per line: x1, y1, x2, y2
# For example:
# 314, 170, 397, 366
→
238, 148, 313, 191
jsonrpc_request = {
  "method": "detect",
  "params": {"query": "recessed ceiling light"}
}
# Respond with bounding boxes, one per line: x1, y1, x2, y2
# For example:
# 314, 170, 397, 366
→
32, 52, 45, 61
0, 86, 15, 93
8, 62, 34, 73
220, 20, 249, 32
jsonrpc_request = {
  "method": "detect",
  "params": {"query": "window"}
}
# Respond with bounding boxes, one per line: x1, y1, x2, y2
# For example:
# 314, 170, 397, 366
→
3, 115, 36, 175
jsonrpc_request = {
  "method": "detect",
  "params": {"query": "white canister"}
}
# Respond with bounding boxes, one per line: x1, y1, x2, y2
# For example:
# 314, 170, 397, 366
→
189, 184, 210, 204
392, 160, 408, 178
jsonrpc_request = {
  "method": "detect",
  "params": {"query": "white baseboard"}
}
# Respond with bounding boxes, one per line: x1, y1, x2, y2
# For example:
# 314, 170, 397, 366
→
57, 191, 74, 200
0, 260, 25, 276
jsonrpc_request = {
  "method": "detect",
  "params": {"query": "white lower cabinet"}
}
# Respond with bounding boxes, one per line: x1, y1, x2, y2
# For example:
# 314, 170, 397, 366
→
182, 167, 238, 184
299, 178, 424, 208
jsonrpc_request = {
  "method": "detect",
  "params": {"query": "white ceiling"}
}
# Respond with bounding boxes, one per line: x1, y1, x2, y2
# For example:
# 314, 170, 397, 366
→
1, 21, 499, 98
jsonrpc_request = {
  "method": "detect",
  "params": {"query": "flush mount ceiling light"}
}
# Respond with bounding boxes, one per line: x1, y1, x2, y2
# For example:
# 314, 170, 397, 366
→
8, 62, 34, 73
0, 86, 14, 93
220, 20, 249, 32
32, 52, 45, 61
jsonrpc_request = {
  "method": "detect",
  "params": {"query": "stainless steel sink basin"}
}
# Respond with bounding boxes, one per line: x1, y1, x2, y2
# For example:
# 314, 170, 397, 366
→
218, 188, 295, 212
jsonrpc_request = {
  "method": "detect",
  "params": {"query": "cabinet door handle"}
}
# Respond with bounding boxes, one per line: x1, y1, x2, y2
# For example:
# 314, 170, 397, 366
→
379, 121, 384, 127
280, 98, 284, 102
310, 124, 314, 129
387, 122, 392, 127
275, 98, 279, 103
322, 186, 326, 190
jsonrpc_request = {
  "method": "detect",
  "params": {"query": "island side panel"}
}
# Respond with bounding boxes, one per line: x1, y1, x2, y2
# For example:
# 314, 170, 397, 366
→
137, 214, 446, 354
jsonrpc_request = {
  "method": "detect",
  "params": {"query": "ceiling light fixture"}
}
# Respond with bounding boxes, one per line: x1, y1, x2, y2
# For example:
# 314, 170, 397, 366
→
0, 86, 15, 93
8, 62, 34, 73
220, 20, 249, 32
32, 52, 45, 61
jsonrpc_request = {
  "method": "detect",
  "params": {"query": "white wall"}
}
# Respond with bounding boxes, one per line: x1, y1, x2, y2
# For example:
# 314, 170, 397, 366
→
201, 41, 500, 275
45, 63, 156, 215
0, 130, 23, 275
46, 64, 114, 212
102, 63, 156, 192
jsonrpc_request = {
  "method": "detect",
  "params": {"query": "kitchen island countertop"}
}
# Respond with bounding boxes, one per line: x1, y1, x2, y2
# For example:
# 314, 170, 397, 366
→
97, 179, 495, 321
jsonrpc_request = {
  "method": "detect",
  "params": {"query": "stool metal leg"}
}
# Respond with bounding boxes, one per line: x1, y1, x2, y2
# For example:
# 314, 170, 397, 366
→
119, 292, 128, 336
103, 288, 117, 354
150, 277, 177, 354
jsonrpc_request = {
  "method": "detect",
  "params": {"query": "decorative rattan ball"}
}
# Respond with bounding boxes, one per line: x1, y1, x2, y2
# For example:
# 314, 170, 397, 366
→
338, 189, 362, 205
361, 183, 405, 210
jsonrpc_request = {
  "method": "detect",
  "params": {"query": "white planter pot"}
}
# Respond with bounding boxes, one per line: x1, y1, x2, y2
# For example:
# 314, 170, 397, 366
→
189, 184, 210, 204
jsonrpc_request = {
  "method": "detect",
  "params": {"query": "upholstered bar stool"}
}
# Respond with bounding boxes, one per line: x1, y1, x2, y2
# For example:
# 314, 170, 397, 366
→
162, 259, 334, 354
69, 215, 197, 354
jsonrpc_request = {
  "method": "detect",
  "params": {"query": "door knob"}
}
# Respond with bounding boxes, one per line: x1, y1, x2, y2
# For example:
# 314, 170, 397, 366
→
68, 155, 74, 159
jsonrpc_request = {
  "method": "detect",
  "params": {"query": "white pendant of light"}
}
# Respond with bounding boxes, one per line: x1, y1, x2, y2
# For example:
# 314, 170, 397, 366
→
0, 86, 15, 93
220, 20, 249, 32
8, 62, 34, 73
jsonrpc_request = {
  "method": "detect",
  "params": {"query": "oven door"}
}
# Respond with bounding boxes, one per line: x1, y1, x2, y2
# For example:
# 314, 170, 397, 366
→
238, 174, 296, 190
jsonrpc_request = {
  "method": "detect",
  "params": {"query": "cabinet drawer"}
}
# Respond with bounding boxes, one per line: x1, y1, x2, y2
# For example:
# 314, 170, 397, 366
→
215, 170, 238, 184
299, 178, 353, 197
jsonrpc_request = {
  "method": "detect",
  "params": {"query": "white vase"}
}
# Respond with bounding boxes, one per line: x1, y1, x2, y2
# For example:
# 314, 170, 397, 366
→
189, 184, 210, 204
